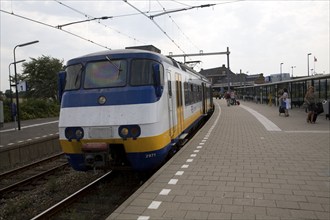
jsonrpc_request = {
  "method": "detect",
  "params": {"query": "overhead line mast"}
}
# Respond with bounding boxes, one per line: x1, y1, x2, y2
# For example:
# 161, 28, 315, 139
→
169, 47, 231, 92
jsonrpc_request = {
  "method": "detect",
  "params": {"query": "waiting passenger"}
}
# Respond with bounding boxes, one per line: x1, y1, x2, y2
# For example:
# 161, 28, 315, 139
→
230, 91, 236, 105
279, 88, 289, 117
224, 92, 230, 106
304, 86, 316, 123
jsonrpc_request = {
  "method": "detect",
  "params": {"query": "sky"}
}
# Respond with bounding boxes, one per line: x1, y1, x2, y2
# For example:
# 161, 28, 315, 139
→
1, 0, 329, 92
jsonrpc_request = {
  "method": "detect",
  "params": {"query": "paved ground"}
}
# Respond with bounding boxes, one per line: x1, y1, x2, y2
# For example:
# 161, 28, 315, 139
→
108, 99, 330, 220
0, 117, 59, 147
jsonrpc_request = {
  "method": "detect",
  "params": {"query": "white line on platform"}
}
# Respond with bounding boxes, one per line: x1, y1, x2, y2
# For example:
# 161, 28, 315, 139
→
159, 189, 171, 195
0, 120, 58, 133
148, 201, 161, 209
137, 216, 150, 220
168, 179, 178, 185
285, 130, 330, 133
175, 171, 184, 176
240, 105, 282, 131
181, 164, 189, 168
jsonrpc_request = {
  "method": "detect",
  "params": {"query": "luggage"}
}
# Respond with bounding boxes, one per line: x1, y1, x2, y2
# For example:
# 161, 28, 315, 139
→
315, 102, 324, 115
312, 113, 318, 123
279, 106, 285, 115
322, 100, 329, 120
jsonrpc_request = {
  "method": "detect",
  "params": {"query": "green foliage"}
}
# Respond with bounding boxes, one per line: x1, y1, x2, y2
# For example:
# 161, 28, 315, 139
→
20, 55, 64, 101
2, 99, 12, 122
20, 99, 59, 120
1, 55, 63, 123
3, 99, 59, 122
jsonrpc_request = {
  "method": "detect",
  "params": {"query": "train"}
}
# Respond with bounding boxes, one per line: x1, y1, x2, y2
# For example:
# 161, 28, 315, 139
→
58, 46, 214, 172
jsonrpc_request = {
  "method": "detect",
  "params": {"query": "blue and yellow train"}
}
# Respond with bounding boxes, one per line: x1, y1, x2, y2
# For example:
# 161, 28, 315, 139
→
58, 46, 213, 172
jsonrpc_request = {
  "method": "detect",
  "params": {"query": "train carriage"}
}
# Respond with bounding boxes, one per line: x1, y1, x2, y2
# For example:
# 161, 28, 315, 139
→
58, 47, 213, 172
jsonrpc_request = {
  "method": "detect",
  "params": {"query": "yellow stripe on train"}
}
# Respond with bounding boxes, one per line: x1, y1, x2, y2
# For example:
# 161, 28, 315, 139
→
60, 109, 204, 154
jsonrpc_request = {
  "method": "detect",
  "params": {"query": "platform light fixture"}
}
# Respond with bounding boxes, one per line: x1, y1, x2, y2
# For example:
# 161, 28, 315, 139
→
307, 53, 312, 77
291, 66, 296, 78
13, 40, 39, 130
280, 63, 284, 81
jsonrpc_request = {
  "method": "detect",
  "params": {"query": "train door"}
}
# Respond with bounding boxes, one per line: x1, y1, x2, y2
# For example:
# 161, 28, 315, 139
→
167, 71, 175, 137
202, 83, 207, 114
175, 74, 184, 134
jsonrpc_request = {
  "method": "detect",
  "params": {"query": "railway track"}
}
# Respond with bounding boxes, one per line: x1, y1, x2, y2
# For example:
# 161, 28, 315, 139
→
0, 153, 68, 197
31, 170, 144, 220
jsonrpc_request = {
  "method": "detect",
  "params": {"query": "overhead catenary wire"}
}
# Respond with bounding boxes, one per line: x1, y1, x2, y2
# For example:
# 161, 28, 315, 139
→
54, 0, 147, 45
123, 0, 187, 55
0, 9, 111, 50
156, 0, 201, 52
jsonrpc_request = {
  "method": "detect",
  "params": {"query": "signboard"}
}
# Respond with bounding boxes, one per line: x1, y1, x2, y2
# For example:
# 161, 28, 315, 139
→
17, 81, 27, 92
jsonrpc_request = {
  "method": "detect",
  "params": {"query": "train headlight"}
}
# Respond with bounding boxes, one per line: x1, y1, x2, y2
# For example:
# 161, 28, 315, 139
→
75, 128, 84, 141
65, 128, 74, 141
120, 127, 129, 137
65, 127, 84, 141
98, 96, 107, 105
130, 126, 141, 139
118, 125, 141, 139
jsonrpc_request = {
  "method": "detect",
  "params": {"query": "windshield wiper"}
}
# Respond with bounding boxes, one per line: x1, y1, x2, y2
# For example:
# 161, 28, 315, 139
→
105, 56, 122, 73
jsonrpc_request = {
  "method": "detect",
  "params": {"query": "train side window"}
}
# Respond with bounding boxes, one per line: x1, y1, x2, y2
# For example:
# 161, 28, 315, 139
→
65, 64, 82, 90
168, 80, 172, 97
184, 82, 189, 105
131, 59, 164, 86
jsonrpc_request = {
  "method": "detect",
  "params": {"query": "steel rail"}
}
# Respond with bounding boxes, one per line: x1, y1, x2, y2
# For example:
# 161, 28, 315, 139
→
31, 171, 113, 220
0, 152, 65, 179
0, 162, 68, 196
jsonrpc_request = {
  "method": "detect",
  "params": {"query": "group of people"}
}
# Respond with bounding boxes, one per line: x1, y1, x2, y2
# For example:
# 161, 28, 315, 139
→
279, 85, 317, 123
224, 91, 238, 106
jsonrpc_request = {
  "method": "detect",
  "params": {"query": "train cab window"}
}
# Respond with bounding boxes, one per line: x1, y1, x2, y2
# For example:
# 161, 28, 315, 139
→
84, 60, 127, 89
65, 64, 83, 90
130, 59, 164, 86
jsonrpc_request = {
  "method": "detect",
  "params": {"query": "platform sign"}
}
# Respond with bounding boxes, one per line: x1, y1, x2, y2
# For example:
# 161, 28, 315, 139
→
17, 81, 27, 92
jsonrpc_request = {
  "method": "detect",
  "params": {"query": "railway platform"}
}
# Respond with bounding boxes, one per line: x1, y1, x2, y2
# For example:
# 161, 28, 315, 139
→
0, 117, 60, 171
0, 117, 59, 148
108, 99, 330, 220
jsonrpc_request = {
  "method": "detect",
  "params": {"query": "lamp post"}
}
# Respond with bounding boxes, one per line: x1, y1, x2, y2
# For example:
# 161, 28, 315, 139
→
225, 47, 230, 92
9, 59, 25, 123
307, 53, 312, 77
280, 63, 283, 81
291, 66, 296, 78
13, 40, 39, 130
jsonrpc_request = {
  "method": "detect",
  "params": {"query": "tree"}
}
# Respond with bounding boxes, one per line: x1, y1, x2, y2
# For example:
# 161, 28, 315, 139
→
20, 55, 64, 100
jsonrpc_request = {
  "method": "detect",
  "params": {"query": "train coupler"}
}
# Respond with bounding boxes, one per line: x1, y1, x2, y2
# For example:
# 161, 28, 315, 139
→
82, 143, 109, 169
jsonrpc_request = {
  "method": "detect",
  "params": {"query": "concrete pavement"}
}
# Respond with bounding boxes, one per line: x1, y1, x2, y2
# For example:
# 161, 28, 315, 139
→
108, 99, 330, 220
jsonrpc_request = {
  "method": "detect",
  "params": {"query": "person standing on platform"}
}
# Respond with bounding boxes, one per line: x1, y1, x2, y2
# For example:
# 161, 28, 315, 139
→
224, 91, 230, 106
279, 88, 289, 117
304, 86, 316, 123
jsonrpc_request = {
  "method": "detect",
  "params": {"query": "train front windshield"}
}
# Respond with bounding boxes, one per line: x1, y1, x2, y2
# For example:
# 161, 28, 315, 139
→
85, 60, 127, 88
64, 58, 163, 90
